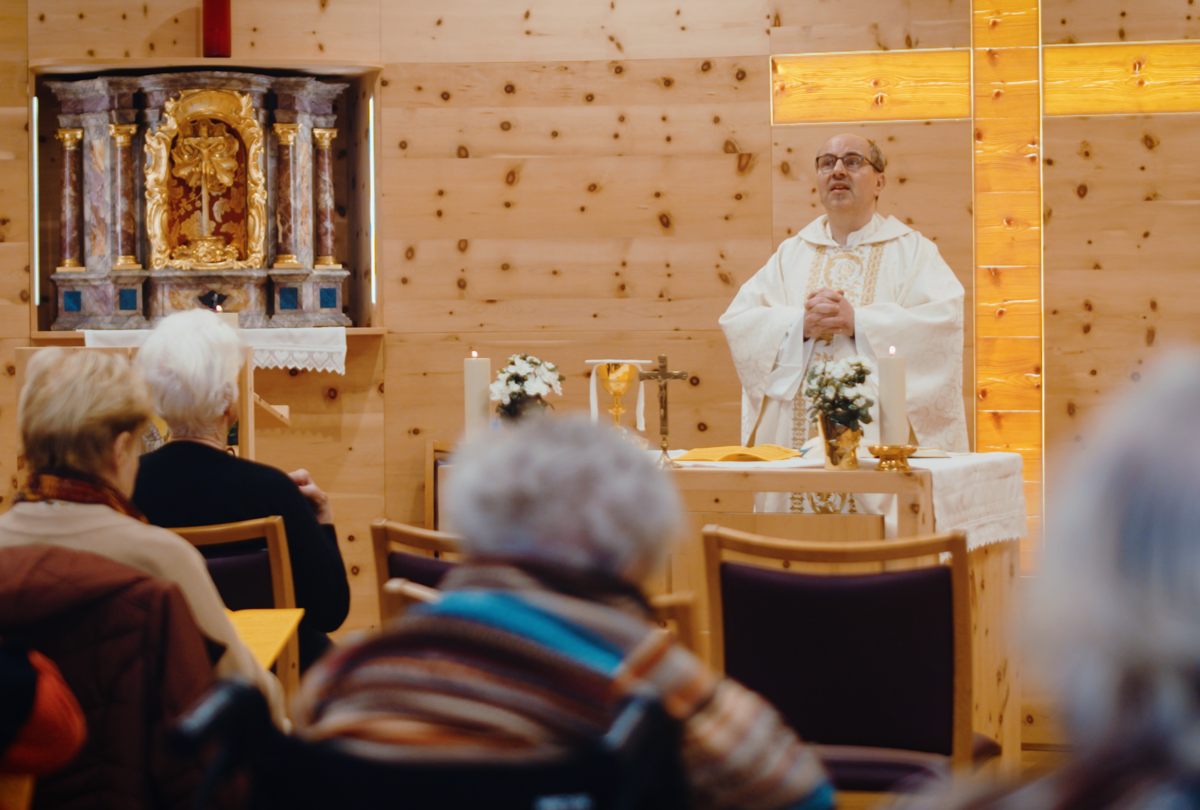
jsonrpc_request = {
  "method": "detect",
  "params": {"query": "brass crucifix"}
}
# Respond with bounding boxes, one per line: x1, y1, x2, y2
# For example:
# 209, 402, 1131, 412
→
639, 354, 688, 469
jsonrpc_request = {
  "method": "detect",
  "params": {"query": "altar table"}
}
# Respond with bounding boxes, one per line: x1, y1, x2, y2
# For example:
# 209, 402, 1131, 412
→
663, 452, 1026, 774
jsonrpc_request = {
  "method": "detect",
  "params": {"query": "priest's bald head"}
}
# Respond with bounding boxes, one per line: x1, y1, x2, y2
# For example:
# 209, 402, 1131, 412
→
815, 134, 887, 245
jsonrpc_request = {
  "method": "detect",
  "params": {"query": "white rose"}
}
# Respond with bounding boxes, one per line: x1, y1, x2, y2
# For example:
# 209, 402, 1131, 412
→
525, 378, 551, 398
512, 358, 534, 377
853, 396, 868, 409
489, 380, 510, 403
822, 385, 837, 401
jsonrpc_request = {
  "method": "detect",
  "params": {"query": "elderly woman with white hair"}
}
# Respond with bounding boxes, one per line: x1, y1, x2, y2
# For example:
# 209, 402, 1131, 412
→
294, 416, 833, 810
132, 309, 349, 671
0, 348, 284, 719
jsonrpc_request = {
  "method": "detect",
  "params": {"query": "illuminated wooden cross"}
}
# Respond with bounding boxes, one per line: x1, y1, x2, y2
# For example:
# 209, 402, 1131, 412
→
639, 354, 688, 469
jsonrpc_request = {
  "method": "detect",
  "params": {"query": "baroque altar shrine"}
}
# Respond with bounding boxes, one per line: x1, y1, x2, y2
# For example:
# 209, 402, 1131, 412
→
47, 71, 351, 330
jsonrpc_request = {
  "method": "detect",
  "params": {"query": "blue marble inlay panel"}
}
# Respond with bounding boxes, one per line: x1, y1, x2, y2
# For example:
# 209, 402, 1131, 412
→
118, 288, 138, 311
63, 291, 82, 312
279, 286, 298, 310
319, 287, 337, 309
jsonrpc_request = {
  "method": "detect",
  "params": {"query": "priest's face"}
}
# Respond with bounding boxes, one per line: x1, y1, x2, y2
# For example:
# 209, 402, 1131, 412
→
816, 134, 886, 222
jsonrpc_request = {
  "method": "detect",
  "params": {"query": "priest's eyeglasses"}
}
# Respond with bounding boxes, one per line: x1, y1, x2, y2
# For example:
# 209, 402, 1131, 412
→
815, 153, 880, 173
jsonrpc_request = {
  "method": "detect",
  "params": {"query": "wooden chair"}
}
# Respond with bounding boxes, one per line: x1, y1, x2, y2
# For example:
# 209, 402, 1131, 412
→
171, 516, 299, 695
371, 519, 460, 624
702, 525, 997, 793
371, 519, 699, 653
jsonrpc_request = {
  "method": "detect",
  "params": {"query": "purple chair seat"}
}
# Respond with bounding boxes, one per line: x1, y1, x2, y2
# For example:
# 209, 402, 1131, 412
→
387, 550, 454, 590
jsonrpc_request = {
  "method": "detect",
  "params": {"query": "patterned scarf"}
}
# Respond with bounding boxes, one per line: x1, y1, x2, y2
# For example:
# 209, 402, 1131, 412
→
17, 469, 148, 523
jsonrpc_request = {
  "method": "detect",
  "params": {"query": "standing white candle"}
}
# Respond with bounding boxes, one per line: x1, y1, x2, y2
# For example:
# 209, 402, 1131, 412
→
463, 351, 491, 439
877, 346, 909, 446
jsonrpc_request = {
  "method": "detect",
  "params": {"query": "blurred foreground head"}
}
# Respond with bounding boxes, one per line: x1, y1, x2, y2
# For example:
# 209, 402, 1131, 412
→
1033, 352, 1200, 770
445, 415, 682, 584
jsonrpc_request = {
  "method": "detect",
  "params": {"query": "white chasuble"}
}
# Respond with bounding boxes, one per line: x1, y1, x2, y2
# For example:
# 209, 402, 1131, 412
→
719, 214, 968, 513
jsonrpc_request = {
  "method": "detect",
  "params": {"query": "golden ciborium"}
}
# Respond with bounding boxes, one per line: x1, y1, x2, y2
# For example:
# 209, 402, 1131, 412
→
596, 363, 638, 428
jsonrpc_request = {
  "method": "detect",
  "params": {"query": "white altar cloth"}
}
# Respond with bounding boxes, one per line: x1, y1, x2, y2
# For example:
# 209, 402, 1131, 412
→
671, 452, 1027, 550
83, 328, 347, 375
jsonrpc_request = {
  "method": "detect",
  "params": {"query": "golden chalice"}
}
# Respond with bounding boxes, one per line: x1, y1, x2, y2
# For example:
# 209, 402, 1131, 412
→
597, 363, 637, 429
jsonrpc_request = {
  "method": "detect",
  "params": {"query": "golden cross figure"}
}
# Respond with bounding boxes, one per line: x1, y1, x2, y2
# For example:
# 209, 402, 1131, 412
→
639, 354, 687, 469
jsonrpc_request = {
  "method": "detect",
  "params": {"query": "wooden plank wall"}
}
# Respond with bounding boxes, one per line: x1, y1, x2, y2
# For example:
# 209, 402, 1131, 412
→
0, 0, 28, 509
3, 0, 1195, 634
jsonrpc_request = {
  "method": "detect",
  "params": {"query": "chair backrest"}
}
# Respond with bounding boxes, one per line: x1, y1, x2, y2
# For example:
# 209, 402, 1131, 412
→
174, 680, 687, 810
702, 525, 972, 767
370, 520, 459, 623
172, 516, 295, 611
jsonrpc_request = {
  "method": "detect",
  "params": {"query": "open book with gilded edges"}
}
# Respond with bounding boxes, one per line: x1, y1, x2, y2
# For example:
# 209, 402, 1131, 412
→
675, 444, 801, 462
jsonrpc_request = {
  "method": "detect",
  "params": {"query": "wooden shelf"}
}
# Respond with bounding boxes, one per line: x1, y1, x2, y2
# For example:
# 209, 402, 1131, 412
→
29, 57, 383, 77
31, 326, 387, 344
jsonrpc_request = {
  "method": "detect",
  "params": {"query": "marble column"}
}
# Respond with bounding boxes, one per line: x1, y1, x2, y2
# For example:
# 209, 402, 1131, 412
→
55, 129, 84, 270
312, 128, 340, 268
273, 122, 302, 269
109, 124, 141, 269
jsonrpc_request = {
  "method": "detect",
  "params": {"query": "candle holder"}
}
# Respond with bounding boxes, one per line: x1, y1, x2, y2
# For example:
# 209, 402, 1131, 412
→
868, 445, 916, 472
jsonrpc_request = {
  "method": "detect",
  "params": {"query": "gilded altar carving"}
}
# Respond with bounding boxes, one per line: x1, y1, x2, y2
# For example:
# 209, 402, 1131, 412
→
145, 89, 266, 271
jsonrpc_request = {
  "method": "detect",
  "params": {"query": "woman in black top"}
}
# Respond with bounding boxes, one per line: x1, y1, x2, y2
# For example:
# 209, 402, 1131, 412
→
133, 309, 350, 671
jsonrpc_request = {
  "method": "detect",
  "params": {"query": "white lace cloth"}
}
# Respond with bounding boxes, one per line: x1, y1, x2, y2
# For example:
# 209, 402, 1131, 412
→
671, 451, 1026, 550
82, 328, 347, 375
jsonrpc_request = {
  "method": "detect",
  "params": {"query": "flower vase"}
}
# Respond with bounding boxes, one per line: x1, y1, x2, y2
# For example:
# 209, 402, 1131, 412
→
498, 394, 548, 423
818, 414, 862, 470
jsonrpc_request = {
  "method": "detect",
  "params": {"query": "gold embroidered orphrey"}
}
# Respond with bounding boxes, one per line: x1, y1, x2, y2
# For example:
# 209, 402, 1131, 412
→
145, 89, 267, 271
788, 241, 885, 514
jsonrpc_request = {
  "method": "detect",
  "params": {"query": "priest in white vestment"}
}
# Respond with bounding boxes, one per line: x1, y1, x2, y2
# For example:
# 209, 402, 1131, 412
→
720, 134, 969, 513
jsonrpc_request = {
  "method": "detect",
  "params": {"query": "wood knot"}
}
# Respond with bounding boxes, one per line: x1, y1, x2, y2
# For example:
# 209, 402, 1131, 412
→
872, 92, 887, 106
457, 239, 469, 252
325, 387, 339, 400
504, 83, 516, 94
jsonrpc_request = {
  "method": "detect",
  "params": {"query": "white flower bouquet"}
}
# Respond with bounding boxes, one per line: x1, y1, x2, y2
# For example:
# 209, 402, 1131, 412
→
489, 354, 566, 420
805, 355, 875, 433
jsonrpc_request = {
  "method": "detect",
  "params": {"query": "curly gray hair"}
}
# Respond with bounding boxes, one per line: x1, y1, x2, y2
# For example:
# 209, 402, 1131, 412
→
445, 415, 682, 582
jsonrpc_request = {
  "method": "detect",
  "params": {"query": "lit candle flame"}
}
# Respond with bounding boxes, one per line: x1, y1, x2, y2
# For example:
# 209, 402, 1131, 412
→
215, 305, 222, 313
471, 350, 478, 358
889, 345, 897, 356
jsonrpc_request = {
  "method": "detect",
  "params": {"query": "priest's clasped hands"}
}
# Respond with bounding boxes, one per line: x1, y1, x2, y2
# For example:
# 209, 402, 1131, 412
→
804, 287, 856, 340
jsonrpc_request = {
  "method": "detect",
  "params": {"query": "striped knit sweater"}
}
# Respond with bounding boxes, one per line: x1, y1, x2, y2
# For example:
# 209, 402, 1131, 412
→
294, 563, 833, 810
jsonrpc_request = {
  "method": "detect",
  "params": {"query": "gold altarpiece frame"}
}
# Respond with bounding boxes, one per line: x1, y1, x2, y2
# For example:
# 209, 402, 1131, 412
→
144, 88, 267, 272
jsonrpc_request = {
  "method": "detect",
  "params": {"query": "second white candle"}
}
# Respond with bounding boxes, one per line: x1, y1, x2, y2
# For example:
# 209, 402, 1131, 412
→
877, 347, 908, 446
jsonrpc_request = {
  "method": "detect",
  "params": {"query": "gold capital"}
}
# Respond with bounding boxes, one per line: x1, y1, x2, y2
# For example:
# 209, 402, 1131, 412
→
55, 129, 83, 150
274, 123, 301, 146
312, 128, 337, 150
108, 124, 138, 146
